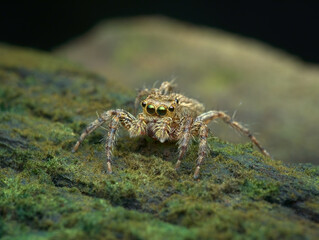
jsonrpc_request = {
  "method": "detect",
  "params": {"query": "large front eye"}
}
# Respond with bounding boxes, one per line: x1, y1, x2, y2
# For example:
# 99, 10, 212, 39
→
157, 106, 167, 116
147, 104, 155, 114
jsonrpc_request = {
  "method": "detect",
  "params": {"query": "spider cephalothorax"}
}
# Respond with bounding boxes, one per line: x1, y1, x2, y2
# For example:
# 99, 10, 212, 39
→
73, 81, 270, 179
141, 95, 178, 118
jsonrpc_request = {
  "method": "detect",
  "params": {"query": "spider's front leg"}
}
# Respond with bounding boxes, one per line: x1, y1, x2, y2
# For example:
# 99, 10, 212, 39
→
73, 109, 146, 174
175, 117, 193, 171
193, 121, 209, 179
104, 110, 147, 173
175, 117, 209, 179
104, 114, 120, 173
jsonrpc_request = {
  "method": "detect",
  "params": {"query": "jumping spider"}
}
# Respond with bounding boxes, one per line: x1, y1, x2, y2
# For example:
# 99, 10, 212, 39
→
72, 81, 270, 179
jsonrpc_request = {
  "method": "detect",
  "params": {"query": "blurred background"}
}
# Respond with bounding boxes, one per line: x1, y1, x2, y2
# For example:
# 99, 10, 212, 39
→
1, 1, 318, 164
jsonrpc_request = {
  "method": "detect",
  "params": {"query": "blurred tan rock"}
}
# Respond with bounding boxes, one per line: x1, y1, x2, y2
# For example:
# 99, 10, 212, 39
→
55, 16, 319, 164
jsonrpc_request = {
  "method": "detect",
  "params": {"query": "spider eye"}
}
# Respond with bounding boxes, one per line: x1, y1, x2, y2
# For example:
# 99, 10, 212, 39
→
175, 98, 179, 104
168, 106, 174, 112
146, 104, 155, 114
141, 101, 146, 108
157, 106, 167, 116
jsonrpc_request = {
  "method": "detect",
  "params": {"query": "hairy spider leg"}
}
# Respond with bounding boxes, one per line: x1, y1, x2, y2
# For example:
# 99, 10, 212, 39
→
197, 110, 271, 157
158, 80, 177, 95
105, 110, 148, 173
175, 117, 193, 170
72, 110, 114, 153
104, 115, 120, 173
73, 109, 147, 173
193, 122, 209, 179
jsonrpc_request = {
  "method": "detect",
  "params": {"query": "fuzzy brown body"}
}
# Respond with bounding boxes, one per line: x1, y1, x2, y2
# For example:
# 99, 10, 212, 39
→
73, 81, 270, 179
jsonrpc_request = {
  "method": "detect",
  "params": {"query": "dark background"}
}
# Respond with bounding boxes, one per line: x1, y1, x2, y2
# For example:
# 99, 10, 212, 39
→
1, 1, 319, 63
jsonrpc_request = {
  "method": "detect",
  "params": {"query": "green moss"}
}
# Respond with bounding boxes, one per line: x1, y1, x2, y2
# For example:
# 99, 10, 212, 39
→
241, 179, 280, 200
0, 44, 318, 239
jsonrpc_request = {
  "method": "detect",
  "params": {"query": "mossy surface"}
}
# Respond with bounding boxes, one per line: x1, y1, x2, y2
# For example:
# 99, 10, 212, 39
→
0, 44, 319, 239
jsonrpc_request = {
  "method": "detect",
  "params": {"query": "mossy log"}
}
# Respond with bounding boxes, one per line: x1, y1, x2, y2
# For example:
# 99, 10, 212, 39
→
0, 44, 318, 239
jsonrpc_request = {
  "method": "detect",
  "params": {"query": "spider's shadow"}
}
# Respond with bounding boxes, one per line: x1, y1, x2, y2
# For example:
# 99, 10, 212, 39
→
86, 130, 202, 175
116, 135, 179, 163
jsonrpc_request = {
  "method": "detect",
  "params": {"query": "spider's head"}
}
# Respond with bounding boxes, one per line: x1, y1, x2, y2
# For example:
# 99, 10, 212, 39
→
140, 97, 179, 118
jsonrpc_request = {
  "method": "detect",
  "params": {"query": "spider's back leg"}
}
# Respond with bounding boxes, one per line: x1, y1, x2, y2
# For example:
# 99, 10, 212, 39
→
197, 110, 271, 157
72, 110, 114, 152
158, 79, 177, 95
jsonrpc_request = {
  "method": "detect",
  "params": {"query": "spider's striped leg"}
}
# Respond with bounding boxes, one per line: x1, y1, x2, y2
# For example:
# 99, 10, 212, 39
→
175, 117, 193, 171
104, 114, 120, 173
73, 109, 146, 173
104, 110, 146, 173
197, 111, 270, 157
72, 110, 115, 153
193, 122, 209, 179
